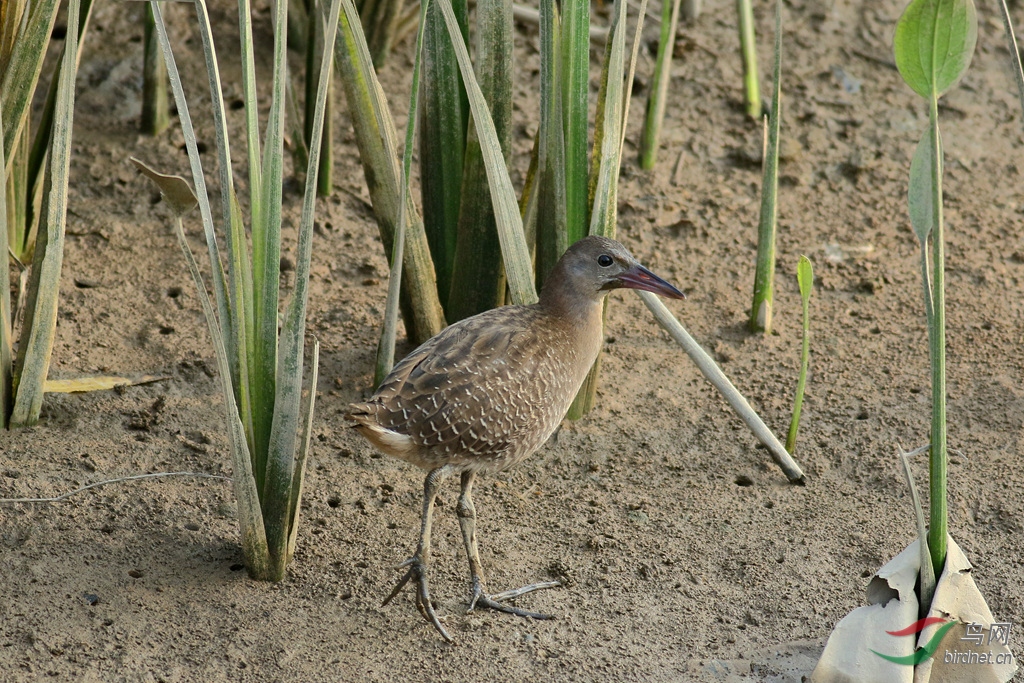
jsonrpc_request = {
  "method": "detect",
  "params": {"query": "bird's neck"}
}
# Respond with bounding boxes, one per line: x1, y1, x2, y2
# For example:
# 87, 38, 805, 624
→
538, 265, 605, 324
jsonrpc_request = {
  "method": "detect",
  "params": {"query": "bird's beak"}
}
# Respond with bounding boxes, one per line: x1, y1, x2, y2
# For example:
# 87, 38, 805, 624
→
613, 264, 686, 299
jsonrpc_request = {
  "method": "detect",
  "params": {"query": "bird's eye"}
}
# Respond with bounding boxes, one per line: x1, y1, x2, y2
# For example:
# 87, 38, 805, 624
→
597, 254, 613, 267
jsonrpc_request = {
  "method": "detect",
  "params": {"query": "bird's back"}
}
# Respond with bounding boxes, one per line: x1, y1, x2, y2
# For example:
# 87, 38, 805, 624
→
347, 303, 601, 473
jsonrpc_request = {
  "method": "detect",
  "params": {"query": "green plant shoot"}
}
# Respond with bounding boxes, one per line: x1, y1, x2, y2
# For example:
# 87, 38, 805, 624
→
736, 0, 760, 118
748, 0, 781, 334
893, 0, 976, 579
785, 255, 812, 454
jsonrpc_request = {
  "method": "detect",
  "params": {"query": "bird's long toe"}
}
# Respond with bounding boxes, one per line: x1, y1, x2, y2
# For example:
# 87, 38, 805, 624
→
468, 578, 562, 620
384, 557, 453, 642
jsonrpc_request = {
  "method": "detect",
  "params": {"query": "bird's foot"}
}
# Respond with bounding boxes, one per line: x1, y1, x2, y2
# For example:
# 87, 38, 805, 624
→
383, 556, 453, 642
467, 576, 562, 620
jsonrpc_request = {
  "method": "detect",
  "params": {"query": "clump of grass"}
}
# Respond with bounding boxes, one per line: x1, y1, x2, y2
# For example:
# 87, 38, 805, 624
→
2, 0, 90, 428
893, 0, 977, 579
136, 0, 340, 580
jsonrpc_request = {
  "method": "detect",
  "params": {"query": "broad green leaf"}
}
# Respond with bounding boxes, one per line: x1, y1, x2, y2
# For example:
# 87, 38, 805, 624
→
894, 0, 977, 98
335, 0, 446, 343
419, 0, 468, 310
10, 0, 80, 427
797, 254, 813, 302
535, 0, 568, 287
909, 126, 942, 243
446, 0, 513, 322
436, 0, 537, 305
561, 0, 589, 243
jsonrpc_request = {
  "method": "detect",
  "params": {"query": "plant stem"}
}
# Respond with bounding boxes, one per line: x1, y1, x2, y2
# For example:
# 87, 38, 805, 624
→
927, 93, 947, 577
736, 0, 760, 118
785, 273, 810, 453
141, 2, 169, 135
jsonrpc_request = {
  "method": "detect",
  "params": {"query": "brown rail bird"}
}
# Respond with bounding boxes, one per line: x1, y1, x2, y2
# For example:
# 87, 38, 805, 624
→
346, 236, 685, 641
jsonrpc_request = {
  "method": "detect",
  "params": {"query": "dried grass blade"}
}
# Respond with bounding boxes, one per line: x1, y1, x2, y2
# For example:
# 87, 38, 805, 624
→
9, 0, 79, 427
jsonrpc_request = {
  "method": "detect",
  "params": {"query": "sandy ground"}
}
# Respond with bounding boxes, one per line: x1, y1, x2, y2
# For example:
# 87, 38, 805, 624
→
2, 0, 1023, 680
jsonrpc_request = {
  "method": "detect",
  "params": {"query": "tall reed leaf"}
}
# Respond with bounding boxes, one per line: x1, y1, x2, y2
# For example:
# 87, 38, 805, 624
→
446, 0, 513, 321
9, 0, 80, 427
335, 0, 446, 343
0, 105, 10, 427
535, 0, 568, 287
419, 0, 468, 310
435, 0, 537, 305
376, 0, 431, 383
561, 0, 589, 243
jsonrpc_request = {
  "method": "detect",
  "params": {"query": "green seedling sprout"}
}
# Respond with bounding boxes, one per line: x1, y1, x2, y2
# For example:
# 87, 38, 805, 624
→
639, 0, 682, 169
141, 3, 169, 135
893, 0, 976, 578
748, 0, 781, 334
303, 0, 334, 196
785, 255, 812, 454
736, 0, 760, 118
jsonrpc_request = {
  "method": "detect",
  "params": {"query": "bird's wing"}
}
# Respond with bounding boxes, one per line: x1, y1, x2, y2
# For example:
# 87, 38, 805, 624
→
367, 307, 553, 460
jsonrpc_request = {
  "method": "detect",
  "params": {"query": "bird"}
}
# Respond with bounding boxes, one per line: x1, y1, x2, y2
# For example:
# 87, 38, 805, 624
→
346, 235, 685, 641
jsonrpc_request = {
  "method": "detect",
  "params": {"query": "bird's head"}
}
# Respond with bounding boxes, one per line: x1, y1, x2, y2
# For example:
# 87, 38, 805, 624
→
540, 236, 686, 311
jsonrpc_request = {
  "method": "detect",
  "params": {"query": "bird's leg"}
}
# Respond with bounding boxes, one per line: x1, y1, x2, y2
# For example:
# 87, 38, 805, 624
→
456, 470, 561, 620
383, 466, 453, 642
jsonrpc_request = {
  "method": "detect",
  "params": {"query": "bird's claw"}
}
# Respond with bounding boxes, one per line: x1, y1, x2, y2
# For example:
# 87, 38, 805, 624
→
383, 556, 453, 643
467, 577, 561, 620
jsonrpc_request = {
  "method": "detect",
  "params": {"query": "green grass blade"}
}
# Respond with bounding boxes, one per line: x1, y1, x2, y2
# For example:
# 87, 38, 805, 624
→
996, 0, 1024, 123
435, 0, 537, 306
560, 0, 589, 243
250, 0, 291, 490
238, 0, 263, 232
0, 104, 11, 428
6, 126, 28, 260
568, 0, 629, 420
9, 0, 79, 427
263, 0, 341, 575
150, 0, 233, 392
534, 0, 568, 288
287, 338, 319, 559
587, 0, 627, 240
640, 0, 681, 168
446, 0, 514, 322
335, 0, 446, 343
748, 0, 782, 334
304, 0, 334, 196
25, 0, 94, 260
375, 0, 430, 384
1, 0, 59, 173
141, 3, 169, 135
170, 212, 270, 579
193, 0, 254, 426
785, 255, 812, 453
419, 0, 467, 311
736, 0, 761, 118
